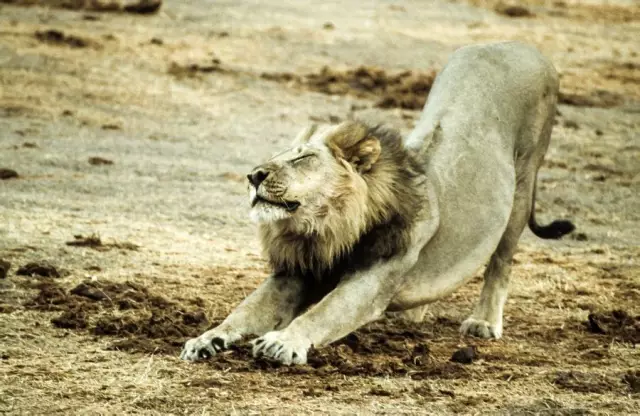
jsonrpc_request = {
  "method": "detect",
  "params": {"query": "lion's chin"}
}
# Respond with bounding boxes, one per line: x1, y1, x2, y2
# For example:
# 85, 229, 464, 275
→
248, 195, 301, 224
249, 204, 294, 224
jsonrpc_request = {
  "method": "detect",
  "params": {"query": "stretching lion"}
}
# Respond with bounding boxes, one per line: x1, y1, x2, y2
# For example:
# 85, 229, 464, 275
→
181, 41, 574, 365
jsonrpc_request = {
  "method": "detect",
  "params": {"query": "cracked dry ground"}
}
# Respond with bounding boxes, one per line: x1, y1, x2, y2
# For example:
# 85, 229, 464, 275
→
1, 0, 639, 414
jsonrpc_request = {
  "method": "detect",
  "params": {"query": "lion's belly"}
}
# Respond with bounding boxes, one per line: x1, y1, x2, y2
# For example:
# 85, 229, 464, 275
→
391, 128, 516, 310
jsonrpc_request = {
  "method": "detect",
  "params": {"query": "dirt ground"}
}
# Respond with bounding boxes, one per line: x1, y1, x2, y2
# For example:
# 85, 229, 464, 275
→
1, 0, 639, 414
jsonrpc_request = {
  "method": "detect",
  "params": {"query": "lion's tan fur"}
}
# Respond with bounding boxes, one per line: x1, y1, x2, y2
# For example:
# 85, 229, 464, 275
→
181, 41, 575, 366
258, 121, 422, 279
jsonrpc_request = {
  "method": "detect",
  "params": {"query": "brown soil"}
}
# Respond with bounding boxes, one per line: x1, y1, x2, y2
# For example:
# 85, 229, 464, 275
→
466, 0, 640, 23
167, 60, 226, 78
450, 346, 478, 364
263, 66, 437, 110
16, 261, 61, 278
25, 280, 209, 354
22, 281, 472, 377
584, 310, 640, 344
65, 233, 103, 247
0, 0, 161, 14
87, 156, 114, 165
623, 370, 640, 393
553, 371, 621, 394
0, 260, 10, 279
0, 168, 19, 179
122, 0, 160, 15
65, 234, 140, 251
20, 279, 640, 384
35, 29, 94, 48
495, 4, 535, 18
559, 90, 626, 108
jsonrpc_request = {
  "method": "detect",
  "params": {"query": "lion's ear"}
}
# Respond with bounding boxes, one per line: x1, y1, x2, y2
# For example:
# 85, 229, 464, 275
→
326, 121, 381, 173
344, 136, 381, 173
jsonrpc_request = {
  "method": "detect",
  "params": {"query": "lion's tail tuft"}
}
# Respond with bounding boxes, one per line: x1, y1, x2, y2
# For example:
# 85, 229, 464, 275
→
528, 177, 575, 240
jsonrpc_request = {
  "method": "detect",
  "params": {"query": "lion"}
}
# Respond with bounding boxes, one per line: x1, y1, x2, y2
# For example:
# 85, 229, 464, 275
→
180, 41, 575, 365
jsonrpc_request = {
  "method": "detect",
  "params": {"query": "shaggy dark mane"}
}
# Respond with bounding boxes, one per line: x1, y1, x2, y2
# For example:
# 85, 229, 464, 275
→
267, 122, 425, 300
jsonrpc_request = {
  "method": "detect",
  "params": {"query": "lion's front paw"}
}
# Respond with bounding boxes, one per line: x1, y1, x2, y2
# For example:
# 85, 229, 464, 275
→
251, 330, 311, 365
460, 317, 502, 339
180, 333, 232, 361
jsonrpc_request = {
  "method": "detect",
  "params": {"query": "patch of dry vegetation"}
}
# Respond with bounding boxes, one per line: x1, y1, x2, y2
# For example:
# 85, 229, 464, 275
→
262, 67, 437, 110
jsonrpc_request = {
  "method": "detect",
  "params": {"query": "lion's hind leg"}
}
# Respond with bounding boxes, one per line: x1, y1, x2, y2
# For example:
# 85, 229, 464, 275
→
461, 89, 556, 339
459, 173, 535, 339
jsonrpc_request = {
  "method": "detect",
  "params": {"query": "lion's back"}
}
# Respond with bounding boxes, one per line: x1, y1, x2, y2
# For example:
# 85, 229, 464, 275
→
445, 41, 557, 100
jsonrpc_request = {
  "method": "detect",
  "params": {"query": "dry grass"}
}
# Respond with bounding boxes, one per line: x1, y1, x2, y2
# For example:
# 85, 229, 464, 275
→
1, 0, 639, 414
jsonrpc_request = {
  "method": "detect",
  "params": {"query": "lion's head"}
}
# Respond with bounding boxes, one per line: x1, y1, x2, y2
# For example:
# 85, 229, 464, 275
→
248, 122, 381, 225
247, 121, 423, 278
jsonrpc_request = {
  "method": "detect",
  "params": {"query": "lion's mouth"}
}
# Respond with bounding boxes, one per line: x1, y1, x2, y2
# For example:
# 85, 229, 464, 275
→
251, 195, 301, 212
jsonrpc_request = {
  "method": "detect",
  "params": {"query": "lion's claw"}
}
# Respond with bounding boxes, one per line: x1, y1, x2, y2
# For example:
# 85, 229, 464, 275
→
180, 334, 233, 361
251, 331, 310, 365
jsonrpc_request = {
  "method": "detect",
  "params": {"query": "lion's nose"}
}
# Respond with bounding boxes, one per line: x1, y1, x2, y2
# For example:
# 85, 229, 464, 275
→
247, 169, 269, 188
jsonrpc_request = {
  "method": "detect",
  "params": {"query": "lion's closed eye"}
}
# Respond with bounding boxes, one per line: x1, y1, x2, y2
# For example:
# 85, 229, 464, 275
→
290, 154, 316, 164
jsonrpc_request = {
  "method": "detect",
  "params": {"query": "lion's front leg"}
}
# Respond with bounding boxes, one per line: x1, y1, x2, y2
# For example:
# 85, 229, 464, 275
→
251, 259, 410, 365
180, 274, 306, 361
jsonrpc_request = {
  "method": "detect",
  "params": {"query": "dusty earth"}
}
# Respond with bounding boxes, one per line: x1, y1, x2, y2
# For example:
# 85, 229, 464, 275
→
1, 0, 639, 414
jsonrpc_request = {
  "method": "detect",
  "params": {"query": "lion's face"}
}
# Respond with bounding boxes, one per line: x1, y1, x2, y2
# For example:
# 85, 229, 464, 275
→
247, 140, 340, 224
247, 122, 382, 229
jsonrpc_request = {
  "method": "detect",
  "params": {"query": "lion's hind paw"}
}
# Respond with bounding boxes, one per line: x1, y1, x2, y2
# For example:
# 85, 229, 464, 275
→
459, 317, 502, 339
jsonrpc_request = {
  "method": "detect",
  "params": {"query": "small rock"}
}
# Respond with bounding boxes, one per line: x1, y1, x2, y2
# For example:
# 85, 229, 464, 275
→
150, 37, 163, 45
303, 388, 322, 397
0, 260, 11, 279
368, 388, 394, 397
495, 4, 535, 18
408, 343, 430, 366
66, 234, 103, 247
450, 346, 477, 364
22, 142, 38, 148
88, 157, 114, 165
563, 120, 579, 129
439, 389, 456, 398
16, 262, 60, 278
413, 384, 433, 397
35, 29, 89, 48
0, 168, 18, 180
123, 0, 162, 14
623, 371, 640, 393
70, 282, 107, 301
323, 22, 335, 30
595, 129, 603, 136
573, 232, 588, 241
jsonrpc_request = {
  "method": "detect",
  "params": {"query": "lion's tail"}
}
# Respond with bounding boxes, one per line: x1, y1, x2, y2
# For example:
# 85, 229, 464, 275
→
528, 177, 575, 239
